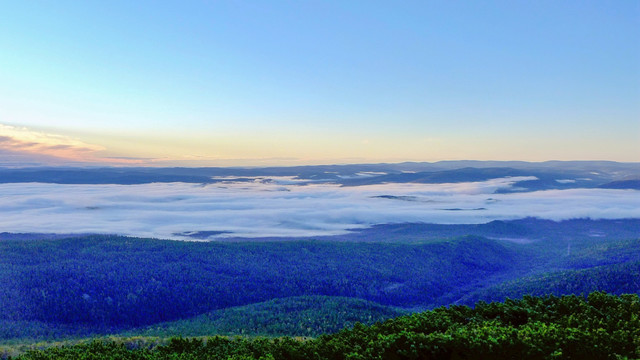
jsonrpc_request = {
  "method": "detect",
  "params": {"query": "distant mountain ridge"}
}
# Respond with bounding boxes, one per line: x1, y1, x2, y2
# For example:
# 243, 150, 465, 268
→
0, 161, 638, 190
598, 179, 640, 190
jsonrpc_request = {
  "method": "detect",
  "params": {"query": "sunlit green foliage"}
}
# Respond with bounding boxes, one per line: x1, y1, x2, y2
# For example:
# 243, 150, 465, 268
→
10, 292, 639, 360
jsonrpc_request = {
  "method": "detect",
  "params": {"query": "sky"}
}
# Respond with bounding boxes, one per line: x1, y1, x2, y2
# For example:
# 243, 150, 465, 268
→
0, 1, 638, 166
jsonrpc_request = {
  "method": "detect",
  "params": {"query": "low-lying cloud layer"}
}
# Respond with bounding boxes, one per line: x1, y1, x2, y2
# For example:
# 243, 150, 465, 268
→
1, 177, 638, 239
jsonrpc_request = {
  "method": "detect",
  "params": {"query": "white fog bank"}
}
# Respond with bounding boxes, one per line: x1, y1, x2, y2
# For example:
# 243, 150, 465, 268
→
1, 177, 638, 239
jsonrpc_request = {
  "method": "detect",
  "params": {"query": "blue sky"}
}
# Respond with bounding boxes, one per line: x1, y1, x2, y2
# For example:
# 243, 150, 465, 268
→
0, 1, 638, 165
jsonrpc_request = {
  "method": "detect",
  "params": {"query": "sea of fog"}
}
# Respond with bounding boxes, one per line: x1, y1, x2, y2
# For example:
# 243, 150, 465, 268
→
1, 176, 638, 239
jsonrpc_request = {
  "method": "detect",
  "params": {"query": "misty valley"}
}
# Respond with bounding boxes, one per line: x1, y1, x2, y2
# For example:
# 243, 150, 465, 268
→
1, 162, 639, 359
3, 0, 639, 356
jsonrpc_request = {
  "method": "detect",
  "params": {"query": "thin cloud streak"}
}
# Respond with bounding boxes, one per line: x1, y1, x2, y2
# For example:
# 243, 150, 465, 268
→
0, 178, 638, 239
0, 123, 310, 167
0, 124, 102, 159
0, 124, 151, 166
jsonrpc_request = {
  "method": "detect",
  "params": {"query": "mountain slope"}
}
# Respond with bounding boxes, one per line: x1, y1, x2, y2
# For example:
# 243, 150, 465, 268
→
0, 235, 520, 329
125, 296, 406, 338
459, 261, 640, 305
11, 292, 640, 360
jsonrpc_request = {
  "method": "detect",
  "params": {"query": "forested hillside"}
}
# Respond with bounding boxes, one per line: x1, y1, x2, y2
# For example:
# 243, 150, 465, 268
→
8, 292, 639, 360
0, 235, 518, 331
1, 219, 638, 343
461, 261, 640, 305
126, 296, 406, 338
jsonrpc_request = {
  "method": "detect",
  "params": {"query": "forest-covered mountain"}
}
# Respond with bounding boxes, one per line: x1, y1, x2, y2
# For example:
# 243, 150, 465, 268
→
6, 292, 639, 360
124, 296, 407, 338
0, 218, 638, 344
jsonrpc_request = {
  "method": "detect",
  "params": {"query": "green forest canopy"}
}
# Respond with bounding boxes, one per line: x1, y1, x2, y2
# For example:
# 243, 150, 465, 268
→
6, 292, 639, 360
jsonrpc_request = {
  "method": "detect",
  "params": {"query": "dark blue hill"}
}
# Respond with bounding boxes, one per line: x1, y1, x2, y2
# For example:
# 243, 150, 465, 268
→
598, 179, 640, 190
1, 161, 637, 189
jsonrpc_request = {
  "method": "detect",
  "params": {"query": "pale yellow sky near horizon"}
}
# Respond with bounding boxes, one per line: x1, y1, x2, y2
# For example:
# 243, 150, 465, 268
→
1, 122, 638, 167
